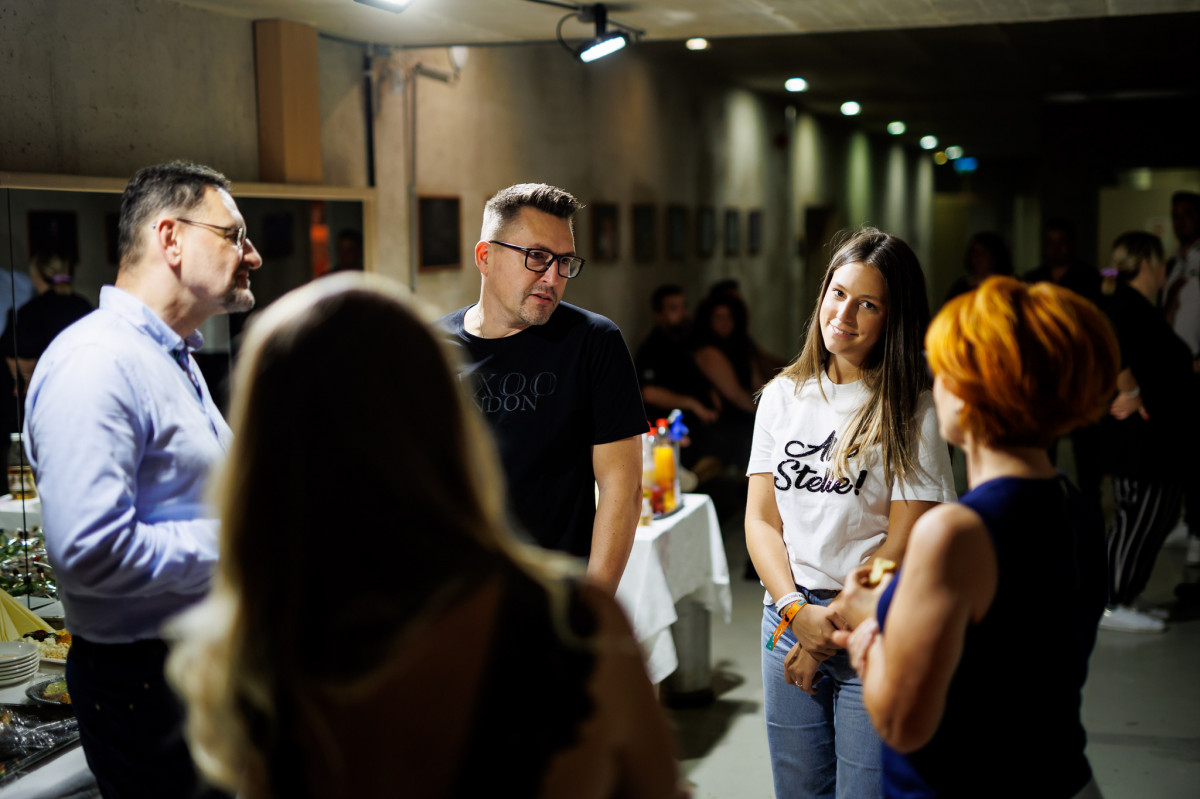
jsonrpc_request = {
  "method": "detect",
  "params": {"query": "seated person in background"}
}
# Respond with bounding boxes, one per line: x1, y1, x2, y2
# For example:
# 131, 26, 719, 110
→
0, 252, 93, 397
830, 276, 1117, 799
636, 284, 725, 484
691, 292, 762, 415
167, 273, 685, 799
942, 231, 1013, 305
706, 279, 787, 377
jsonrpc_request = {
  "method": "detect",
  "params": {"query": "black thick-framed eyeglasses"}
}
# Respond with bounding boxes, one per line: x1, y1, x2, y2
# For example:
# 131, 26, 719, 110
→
489, 240, 586, 279
176, 218, 247, 255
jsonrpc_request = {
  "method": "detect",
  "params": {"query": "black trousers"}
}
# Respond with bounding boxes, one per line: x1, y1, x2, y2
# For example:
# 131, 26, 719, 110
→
66, 636, 230, 799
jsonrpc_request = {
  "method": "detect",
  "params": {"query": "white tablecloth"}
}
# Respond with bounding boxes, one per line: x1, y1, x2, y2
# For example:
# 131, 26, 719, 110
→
0, 496, 40, 531
616, 493, 731, 684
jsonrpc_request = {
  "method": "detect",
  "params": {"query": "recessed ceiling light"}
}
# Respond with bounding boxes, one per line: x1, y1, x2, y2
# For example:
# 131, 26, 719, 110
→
934, 152, 948, 165
840, 101, 861, 116
785, 77, 808, 92
920, 135, 939, 150
945, 145, 964, 160
686, 38, 709, 51
887, 121, 906, 135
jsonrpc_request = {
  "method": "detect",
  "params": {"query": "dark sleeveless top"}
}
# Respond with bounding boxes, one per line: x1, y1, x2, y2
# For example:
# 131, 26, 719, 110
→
876, 476, 1105, 798
262, 569, 599, 799
451, 572, 599, 796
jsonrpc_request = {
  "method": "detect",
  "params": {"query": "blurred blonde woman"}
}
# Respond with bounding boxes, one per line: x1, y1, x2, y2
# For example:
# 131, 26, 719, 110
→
167, 273, 683, 799
833, 276, 1118, 798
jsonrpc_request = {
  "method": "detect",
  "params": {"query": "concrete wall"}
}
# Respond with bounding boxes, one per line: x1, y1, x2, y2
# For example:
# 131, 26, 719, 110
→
0, 0, 936, 363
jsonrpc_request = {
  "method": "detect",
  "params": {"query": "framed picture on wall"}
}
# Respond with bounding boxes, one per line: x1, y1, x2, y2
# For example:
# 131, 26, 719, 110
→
748, 209, 763, 255
666, 205, 687, 260
592, 204, 618, 261
632, 204, 656, 262
418, 195, 461, 271
27, 211, 79, 263
724, 208, 741, 255
697, 206, 716, 259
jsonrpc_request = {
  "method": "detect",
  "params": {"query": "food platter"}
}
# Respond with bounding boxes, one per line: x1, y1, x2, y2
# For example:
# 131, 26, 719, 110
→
24, 677, 70, 708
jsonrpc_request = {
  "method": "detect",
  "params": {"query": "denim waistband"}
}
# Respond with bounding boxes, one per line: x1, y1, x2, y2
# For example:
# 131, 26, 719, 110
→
803, 587, 841, 601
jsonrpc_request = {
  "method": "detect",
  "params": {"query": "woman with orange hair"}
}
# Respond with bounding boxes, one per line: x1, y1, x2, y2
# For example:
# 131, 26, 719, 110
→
830, 276, 1118, 798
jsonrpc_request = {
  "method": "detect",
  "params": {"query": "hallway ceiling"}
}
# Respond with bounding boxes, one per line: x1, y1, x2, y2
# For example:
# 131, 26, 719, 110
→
178, 0, 1200, 162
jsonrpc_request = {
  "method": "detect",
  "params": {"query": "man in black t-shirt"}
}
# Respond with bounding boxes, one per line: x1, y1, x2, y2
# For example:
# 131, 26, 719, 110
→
439, 184, 645, 594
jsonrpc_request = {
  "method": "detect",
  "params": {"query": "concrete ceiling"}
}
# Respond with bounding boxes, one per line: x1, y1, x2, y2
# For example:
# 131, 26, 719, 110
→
175, 0, 1200, 46
175, 0, 1200, 162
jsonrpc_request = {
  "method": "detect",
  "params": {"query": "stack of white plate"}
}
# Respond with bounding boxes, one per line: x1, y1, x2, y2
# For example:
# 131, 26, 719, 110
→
0, 641, 39, 686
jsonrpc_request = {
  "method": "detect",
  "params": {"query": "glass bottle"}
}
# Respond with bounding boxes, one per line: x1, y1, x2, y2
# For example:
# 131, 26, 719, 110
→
7, 433, 36, 500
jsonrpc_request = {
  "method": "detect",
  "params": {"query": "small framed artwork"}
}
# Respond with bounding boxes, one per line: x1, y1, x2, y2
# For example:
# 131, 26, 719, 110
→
748, 209, 763, 255
666, 205, 687, 261
724, 208, 741, 256
27, 211, 79, 262
418, 195, 461, 271
632, 205, 656, 262
697, 206, 716, 259
592, 204, 618, 261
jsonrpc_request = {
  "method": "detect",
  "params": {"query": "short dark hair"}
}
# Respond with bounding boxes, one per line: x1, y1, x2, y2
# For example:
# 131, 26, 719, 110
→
1042, 217, 1077, 239
118, 161, 231, 268
1173, 191, 1200, 213
337, 228, 363, 247
650, 284, 684, 312
480, 183, 582, 239
707, 279, 740, 298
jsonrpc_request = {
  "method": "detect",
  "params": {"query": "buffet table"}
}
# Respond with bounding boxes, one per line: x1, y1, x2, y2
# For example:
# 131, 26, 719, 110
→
615, 493, 732, 685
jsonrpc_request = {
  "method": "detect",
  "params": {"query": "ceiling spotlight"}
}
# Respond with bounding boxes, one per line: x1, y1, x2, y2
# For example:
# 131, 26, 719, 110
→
541, 2, 644, 63
580, 33, 626, 62
887, 121, 906, 135
920, 135, 939, 150
945, 145, 964, 160
686, 38, 709, 51
840, 101, 861, 116
934, 152, 948, 165
353, 0, 416, 11
785, 77, 808, 92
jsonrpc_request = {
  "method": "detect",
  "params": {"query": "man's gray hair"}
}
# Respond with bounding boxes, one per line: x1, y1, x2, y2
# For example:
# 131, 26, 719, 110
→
481, 183, 582, 240
118, 161, 231, 269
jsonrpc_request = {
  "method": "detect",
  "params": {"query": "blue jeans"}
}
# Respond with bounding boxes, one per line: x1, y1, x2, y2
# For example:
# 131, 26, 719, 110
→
761, 594, 883, 799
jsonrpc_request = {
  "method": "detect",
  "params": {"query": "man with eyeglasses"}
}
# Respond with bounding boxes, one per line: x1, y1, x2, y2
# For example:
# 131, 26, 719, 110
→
440, 183, 645, 594
24, 161, 260, 798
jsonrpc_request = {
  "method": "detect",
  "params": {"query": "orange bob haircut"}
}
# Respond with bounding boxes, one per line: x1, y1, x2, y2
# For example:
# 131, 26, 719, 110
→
925, 276, 1119, 448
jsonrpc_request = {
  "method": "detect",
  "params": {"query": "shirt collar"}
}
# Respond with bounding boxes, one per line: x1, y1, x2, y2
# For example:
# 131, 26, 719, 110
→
99, 285, 206, 355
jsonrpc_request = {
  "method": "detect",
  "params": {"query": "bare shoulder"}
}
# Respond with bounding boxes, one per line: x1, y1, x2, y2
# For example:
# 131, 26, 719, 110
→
907, 503, 992, 566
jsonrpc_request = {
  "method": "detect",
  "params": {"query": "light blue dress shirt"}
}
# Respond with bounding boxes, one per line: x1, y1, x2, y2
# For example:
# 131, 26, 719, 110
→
24, 286, 232, 643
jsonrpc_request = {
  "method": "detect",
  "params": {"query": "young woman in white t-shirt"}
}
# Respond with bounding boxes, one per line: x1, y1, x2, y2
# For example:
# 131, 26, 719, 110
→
745, 228, 956, 799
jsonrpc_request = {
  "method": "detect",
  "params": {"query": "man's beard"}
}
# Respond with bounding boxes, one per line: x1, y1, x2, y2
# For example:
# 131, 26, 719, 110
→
222, 285, 256, 314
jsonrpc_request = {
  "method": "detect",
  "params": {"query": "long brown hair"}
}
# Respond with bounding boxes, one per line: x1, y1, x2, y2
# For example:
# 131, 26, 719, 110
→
167, 273, 576, 794
775, 227, 932, 482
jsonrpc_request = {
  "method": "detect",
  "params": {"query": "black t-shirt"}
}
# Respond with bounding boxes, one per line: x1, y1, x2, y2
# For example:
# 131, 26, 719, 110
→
1097, 283, 1197, 477
439, 303, 646, 558
0, 291, 93, 359
634, 326, 715, 420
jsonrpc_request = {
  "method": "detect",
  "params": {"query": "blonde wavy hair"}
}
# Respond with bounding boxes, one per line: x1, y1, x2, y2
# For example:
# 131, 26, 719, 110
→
774, 227, 933, 483
167, 272, 578, 796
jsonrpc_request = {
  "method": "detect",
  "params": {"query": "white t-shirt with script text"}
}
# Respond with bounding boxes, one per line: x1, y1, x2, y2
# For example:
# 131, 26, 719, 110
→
748, 373, 955, 592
